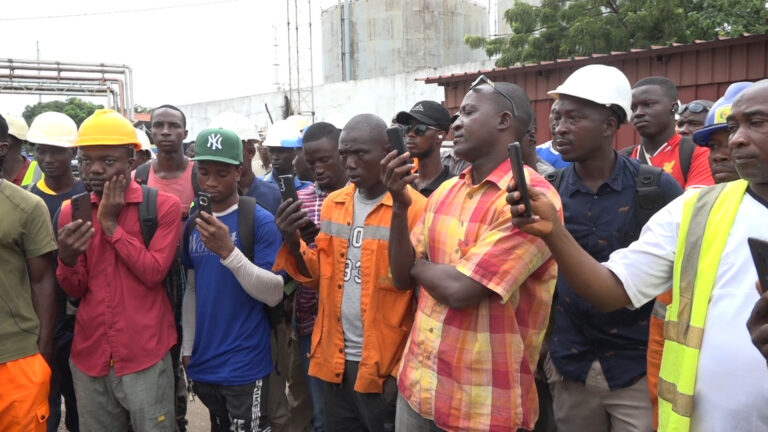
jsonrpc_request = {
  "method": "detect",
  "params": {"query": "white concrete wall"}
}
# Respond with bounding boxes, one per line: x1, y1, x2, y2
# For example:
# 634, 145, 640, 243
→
179, 59, 494, 138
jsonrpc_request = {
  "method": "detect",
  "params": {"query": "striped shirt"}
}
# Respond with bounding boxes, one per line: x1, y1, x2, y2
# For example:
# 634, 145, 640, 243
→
398, 161, 561, 431
295, 183, 328, 336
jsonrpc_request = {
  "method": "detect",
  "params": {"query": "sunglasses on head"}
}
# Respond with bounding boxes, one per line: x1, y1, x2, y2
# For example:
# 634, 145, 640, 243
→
469, 74, 519, 116
404, 123, 441, 136
677, 102, 710, 115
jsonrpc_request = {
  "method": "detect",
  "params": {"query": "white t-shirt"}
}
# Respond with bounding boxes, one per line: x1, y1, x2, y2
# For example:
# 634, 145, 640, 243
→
604, 189, 768, 432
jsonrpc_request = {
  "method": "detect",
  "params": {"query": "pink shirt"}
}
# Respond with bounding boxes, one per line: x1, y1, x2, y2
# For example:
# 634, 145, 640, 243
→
145, 161, 195, 219
57, 181, 181, 377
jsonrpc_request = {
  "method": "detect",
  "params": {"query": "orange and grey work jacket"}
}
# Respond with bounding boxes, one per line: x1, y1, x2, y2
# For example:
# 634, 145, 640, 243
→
274, 183, 427, 393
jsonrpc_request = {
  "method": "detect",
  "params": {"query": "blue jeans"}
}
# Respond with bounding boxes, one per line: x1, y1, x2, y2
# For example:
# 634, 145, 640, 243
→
299, 333, 325, 432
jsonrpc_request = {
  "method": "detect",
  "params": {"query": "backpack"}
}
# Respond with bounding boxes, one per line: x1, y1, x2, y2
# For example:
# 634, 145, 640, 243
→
134, 160, 201, 195
618, 136, 696, 184
545, 163, 666, 228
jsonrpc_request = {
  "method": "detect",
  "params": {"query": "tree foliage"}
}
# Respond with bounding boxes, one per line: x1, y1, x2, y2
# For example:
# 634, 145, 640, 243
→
134, 104, 154, 114
22, 97, 104, 126
466, 0, 768, 67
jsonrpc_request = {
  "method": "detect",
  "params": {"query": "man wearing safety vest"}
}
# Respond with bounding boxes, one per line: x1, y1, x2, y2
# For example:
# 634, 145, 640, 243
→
506, 80, 768, 431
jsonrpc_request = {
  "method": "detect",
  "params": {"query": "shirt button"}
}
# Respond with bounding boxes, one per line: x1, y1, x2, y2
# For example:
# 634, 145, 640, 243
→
468, 194, 473, 199
337, 316, 341, 322
340, 252, 345, 257
593, 195, 598, 200
335, 372, 341, 378
338, 348, 343, 353
428, 328, 433, 333
337, 284, 342, 290
454, 248, 460, 254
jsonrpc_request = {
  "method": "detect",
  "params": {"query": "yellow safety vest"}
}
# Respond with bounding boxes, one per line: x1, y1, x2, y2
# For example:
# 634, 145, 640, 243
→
657, 179, 749, 431
21, 160, 43, 189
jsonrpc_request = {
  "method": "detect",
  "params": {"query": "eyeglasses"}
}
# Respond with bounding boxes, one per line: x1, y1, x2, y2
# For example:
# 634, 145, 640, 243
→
677, 102, 710, 115
469, 74, 518, 116
404, 123, 442, 136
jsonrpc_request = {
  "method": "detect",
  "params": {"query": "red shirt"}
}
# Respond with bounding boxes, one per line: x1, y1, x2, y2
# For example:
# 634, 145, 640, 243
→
631, 133, 714, 189
10, 157, 30, 186
57, 181, 181, 377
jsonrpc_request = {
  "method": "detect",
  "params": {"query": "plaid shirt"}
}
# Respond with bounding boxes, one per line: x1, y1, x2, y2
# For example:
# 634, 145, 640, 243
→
398, 161, 561, 431
294, 183, 328, 336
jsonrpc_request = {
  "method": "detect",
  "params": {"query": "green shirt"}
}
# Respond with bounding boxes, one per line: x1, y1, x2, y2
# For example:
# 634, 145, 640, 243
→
0, 180, 57, 363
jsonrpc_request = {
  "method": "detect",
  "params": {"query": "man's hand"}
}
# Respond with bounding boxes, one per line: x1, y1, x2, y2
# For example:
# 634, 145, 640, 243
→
381, 376, 398, 407
506, 179, 561, 238
748, 282, 768, 364
97, 175, 127, 236
299, 222, 320, 246
196, 211, 236, 259
57, 219, 94, 267
381, 150, 416, 209
275, 199, 309, 251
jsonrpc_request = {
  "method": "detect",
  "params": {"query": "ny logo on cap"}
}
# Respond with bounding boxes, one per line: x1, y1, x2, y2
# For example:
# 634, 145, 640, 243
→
207, 134, 222, 150
413, 103, 424, 111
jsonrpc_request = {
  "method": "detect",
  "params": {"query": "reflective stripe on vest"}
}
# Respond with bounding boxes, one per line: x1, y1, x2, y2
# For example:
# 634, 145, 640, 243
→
657, 179, 748, 432
22, 160, 43, 189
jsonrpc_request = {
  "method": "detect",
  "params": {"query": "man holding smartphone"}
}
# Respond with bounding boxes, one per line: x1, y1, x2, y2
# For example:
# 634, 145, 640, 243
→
382, 78, 559, 431
507, 81, 768, 432
181, 128, 284, 431
56, 109, 182, 431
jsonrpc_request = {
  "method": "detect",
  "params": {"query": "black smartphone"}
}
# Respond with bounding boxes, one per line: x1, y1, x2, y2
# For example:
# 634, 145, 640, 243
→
748, 237, 768, 293
197, 192, 212, 215
386, 126, 407, 155
277, 174, 299, 203
508, 142, 532, 218
71, 191, 91, 223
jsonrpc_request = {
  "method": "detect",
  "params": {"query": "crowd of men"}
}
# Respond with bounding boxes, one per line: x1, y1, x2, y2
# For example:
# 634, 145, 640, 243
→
1, 63, 768, 432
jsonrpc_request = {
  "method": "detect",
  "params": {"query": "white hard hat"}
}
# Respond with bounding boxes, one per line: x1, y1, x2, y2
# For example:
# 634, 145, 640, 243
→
3, 114, 29, 141
27, 112, 78, 148
135, 128, 154, 152
263, 120, 302, 148
209, 112, 259, 141
285, 115, 310, 133
547, 64, 632, 123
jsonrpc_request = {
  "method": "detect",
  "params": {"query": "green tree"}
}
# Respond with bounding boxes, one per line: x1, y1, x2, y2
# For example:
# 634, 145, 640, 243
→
22, 97, 104, 126
134, 104, 153, 114
466, 0, 768, 67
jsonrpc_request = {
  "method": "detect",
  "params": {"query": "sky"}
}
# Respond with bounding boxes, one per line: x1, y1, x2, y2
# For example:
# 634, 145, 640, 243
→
1, 0, 339, 116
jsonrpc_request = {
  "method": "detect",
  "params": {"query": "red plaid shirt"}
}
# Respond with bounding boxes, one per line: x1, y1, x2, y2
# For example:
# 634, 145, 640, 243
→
398, 161, 561, 431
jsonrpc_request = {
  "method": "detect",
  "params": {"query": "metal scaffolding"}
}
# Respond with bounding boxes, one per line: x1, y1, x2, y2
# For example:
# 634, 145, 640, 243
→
0, 59, 135, 119
286, 0, 315, 120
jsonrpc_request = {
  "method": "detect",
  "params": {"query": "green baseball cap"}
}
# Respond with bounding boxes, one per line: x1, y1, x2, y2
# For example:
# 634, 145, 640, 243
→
193, 128, 243, 165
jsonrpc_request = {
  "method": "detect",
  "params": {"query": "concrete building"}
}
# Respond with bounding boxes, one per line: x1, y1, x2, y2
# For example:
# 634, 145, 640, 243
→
321, 0, 488, 83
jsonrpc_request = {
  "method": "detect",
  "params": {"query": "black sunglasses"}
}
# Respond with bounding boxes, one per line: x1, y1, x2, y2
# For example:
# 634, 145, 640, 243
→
469, 75, 518, 116
677, 102, 710, 115
404, 123, 441, 136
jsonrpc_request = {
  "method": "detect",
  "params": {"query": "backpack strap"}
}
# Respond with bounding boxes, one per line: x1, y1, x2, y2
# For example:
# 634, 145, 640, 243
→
544, 168, 565, 191
237, 196, 256, 261
134, 161, 151, 185
191, 161, 201, 195
138, 185, 158, 247
678, 136, 696, 184
635, 164, 665, 227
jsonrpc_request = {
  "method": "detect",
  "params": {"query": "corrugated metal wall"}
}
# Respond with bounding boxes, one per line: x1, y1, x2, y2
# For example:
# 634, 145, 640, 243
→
429, 34, 768, 148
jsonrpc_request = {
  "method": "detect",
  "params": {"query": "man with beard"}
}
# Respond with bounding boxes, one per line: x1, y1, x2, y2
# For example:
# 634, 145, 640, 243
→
395, 101, 454, 197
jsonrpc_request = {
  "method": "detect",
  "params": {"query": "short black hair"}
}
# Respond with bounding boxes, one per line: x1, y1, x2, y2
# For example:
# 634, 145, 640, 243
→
151, 104, 187, 128
633, 76, 678, 101
0, 114, 7, 142
303, 122, 340, 145
491, 82, 533, 138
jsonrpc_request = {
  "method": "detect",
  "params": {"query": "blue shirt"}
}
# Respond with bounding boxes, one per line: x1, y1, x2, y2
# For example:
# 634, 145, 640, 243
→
260, 171, 312, 191
549, 154, 682, 389
244, 177, 281, 215
536, 141, 571, 169
182, 203, 282, 385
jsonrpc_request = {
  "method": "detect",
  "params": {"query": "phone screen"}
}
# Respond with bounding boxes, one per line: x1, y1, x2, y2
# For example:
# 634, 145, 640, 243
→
71, 192, 91, 223
508, 142, 532, 218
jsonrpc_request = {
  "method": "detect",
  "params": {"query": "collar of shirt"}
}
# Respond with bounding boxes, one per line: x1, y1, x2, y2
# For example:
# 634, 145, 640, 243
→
332, 183, 393, 207
457, 159, 511, 190
561, 151, 628, 197
638, 133, 681, 162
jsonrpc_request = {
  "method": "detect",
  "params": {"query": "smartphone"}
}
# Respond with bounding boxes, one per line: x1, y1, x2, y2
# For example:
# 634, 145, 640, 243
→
197, 192, 212, 215
508, 142, 532, 218
749, 237, 768, 293
386, 126, 407, 156
277, 174, 299, 203
71, 191, 91, 223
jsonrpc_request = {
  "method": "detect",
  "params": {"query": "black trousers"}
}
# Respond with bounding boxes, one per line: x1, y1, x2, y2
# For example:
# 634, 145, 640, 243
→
323, 360, 396, 432
193, 377, 270, 432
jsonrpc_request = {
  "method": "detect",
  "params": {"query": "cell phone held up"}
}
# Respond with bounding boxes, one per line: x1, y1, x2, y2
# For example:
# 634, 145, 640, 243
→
386, 126, 407, 156
508, 142, 532, 218
748, 237, 768, 294
71, 191, 91, 223
277, 174, 300, 204
197, 192, 212, 215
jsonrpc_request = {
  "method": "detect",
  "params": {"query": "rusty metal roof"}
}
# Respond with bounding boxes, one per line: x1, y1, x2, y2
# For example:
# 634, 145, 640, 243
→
421, 33, 768, 85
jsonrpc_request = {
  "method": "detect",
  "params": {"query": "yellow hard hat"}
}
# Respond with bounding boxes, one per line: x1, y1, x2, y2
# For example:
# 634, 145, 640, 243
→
76, 109, 141, 151
3, 114, 29, 141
